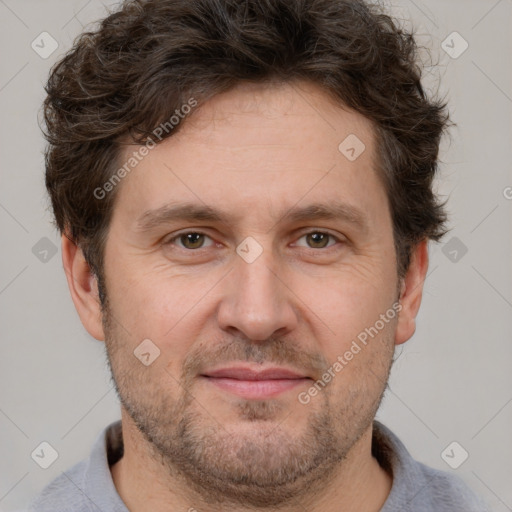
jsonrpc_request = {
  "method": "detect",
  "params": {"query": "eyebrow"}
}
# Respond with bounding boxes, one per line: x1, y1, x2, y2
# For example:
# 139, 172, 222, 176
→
135, 200, 369, 234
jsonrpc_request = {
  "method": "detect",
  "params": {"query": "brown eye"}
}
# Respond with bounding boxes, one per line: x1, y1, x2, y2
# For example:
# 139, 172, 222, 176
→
180, 233, 205, 249
164, 232, 214, 250
295, 231, 339, 249
305, 232, 331, 248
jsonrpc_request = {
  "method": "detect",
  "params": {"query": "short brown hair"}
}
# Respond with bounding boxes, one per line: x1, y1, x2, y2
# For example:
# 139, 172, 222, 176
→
43, 0, 450, 302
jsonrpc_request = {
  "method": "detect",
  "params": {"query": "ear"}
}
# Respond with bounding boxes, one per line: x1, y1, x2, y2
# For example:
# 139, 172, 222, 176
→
61, 233, 105, 341
395, 239, 429, 346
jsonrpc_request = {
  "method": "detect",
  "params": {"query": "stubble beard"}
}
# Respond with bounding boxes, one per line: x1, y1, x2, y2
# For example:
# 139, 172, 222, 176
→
101, 294, 395, 508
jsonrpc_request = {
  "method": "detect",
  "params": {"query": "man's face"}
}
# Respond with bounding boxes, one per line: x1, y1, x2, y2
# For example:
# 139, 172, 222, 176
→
101, 80, 399, 506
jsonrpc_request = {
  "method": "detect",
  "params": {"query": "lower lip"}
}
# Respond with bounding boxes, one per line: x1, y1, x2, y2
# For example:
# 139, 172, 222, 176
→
202, 376, 311, 399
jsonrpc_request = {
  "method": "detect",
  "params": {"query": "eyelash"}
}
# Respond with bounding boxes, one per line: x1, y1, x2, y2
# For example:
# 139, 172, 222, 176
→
162, 230, 344, 251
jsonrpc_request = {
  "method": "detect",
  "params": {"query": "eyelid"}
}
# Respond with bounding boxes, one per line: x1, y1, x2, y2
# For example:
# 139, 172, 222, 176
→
162, 228, 345, 250
292, 230, 343, 248
162, 230, 216, 249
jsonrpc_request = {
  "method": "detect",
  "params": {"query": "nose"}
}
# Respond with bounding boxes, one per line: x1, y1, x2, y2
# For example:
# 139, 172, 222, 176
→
216, 246, 299, 342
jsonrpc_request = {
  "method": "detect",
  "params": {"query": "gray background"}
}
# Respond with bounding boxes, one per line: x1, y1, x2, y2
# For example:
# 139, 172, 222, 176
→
1, 0, 511, 510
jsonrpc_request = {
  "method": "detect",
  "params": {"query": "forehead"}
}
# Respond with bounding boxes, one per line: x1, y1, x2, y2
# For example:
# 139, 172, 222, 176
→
111, 80, 388, 232
177, 80, 374, 154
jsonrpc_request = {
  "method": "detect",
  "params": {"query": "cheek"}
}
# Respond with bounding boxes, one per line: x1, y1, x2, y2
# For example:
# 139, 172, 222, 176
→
317, 286, 397, 397
309, 265, 397, 357
106, 265, 214, 366
106, 256, 191, 322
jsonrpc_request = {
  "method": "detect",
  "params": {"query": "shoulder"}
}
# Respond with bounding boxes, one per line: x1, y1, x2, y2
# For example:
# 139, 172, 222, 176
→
26, 459, 91, 512
410, 459, 491, 511
26, 420, 125, 512
374, 421, 491, 512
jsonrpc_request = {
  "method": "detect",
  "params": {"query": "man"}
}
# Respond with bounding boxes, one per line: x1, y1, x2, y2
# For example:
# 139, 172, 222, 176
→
29, 0, 490, 510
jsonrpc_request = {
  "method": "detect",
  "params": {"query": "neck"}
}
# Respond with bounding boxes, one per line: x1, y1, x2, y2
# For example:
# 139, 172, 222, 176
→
110, 410, 392, 512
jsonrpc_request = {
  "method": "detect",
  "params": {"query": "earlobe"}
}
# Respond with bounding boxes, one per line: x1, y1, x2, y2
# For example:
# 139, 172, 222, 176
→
394, 239, 429, 346
61, 233, 105, 341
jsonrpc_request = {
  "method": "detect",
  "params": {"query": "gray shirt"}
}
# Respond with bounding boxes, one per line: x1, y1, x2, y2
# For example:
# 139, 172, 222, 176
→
27, 420, 491, 511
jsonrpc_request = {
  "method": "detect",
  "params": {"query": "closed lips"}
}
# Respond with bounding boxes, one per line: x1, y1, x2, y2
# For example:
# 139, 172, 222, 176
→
202, 367, 310, 380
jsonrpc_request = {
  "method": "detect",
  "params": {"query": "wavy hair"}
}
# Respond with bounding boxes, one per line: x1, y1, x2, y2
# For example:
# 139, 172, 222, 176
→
43, 0, 451, 302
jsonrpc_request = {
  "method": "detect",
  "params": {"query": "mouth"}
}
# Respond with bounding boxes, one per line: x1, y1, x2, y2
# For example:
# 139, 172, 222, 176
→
200, 366, 312, 400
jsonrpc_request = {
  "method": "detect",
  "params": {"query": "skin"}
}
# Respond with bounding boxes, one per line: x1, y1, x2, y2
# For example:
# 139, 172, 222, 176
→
62, 79, 429, 512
